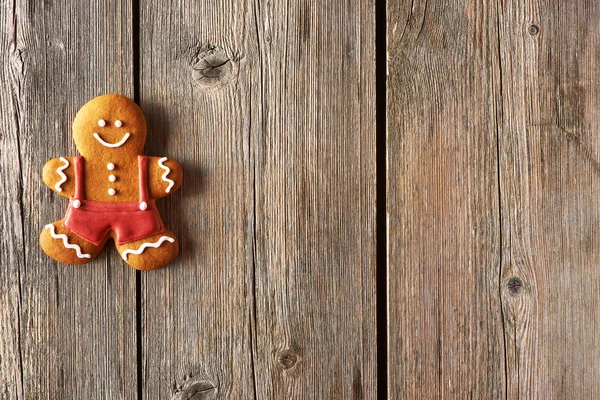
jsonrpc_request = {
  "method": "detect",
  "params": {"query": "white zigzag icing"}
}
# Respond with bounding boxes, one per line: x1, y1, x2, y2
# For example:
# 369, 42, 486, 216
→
55, 157, 69, 192
158, 157, 175, 193
44, 224, 91, 259
121, 236, 175, 260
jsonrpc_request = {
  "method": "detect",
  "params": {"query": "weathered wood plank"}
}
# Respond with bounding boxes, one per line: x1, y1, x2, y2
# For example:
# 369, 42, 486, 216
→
386, 0, 505, 397
140, 0, 377, 398
498, 1, 600, 397
0, 1, 137, 398
139, 1, 256, 398
250, 0, 377, 398
0, 4, 25, 398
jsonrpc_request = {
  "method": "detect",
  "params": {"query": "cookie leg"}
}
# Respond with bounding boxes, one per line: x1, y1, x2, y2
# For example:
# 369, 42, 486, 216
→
116, 229, 179, 271
40, 219, 103, 265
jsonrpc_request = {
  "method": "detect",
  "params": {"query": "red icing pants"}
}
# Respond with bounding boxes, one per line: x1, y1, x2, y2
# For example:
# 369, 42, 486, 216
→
62, 156, 164, 246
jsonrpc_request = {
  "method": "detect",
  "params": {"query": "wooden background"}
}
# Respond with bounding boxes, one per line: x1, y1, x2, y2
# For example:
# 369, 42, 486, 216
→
1, 0, 599, 399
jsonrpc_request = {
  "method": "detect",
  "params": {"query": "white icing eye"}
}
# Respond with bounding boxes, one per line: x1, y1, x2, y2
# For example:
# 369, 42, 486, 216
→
98, 119, 106, 127
115, 120, 123, 127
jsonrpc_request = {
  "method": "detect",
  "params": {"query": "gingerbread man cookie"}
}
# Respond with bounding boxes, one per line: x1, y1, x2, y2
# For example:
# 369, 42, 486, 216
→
40, 94, 182, 270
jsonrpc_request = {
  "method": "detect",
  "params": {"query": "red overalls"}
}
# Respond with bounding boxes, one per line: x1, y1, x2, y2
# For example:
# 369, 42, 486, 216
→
63, 156, 165, 246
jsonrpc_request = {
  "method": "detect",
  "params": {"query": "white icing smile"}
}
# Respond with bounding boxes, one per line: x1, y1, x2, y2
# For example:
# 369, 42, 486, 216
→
93, 132, 131, 148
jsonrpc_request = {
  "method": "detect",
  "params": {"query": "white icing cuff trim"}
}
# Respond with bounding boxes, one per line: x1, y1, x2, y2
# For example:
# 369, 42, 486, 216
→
121, 236, 175, 260
55, 157, 69, 192
93, 132, 131, 148
158, 157, 175, 193
45, 224, 91, 259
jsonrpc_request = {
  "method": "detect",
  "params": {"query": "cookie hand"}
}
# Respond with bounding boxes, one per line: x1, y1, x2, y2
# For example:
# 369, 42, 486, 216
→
146, 156, 183, 199
43, 156, 76, 198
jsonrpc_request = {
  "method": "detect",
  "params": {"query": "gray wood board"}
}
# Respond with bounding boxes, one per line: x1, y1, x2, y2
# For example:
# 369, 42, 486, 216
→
0, 1, 137, 398
498, 0, 600, 397
387, 0, 505, 397
139, 0, 377, 398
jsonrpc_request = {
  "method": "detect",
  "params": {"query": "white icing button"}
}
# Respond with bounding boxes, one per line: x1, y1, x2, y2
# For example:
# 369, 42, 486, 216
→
109, 174, 116, 182
72, 199, 81, 208
115, 120, 123, 127
108, 188, 116, 196
107, 163, 115, 170
98, 119, 106, 127
139, 201, 148, 211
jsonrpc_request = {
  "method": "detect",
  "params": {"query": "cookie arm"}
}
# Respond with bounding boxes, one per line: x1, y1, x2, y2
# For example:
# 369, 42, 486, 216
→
42, 156, 77, 198
147, 156, 183, 199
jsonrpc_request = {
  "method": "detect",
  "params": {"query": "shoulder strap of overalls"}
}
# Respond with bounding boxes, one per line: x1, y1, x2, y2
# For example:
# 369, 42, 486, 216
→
138, 155, 148, 203
73, 156, 84, 200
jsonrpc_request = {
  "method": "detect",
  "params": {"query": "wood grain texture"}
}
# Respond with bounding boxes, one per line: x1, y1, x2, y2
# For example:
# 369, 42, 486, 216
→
0, 4, 25, 398
0, 1, 137, 398
139, 1, 255, 398
498, 0, 600, 397
140, 0, 376, 398
386, 0, 505, 397
251, 0, 377, 398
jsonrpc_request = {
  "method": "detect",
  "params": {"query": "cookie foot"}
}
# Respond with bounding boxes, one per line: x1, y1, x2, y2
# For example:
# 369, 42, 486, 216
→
40, 220, 102, 265
116, 230, 179, 271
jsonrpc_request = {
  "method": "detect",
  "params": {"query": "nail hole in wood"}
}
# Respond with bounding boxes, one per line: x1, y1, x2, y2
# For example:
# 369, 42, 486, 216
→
528, 24, 540, 36
507, 276, 524, 296
277, 349, 299, 370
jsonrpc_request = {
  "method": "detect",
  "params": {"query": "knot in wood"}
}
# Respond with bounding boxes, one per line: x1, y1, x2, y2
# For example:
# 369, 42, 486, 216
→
10, 45, 26, 76
276, 349, 299, 370
528, 24, 540, 36
506, 276, 524, 296
191, 46, 237, 89
172, 380, 217, 400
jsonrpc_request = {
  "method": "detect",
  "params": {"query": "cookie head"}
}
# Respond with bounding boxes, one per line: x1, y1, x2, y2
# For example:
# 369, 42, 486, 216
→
73, 94, 147, 157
